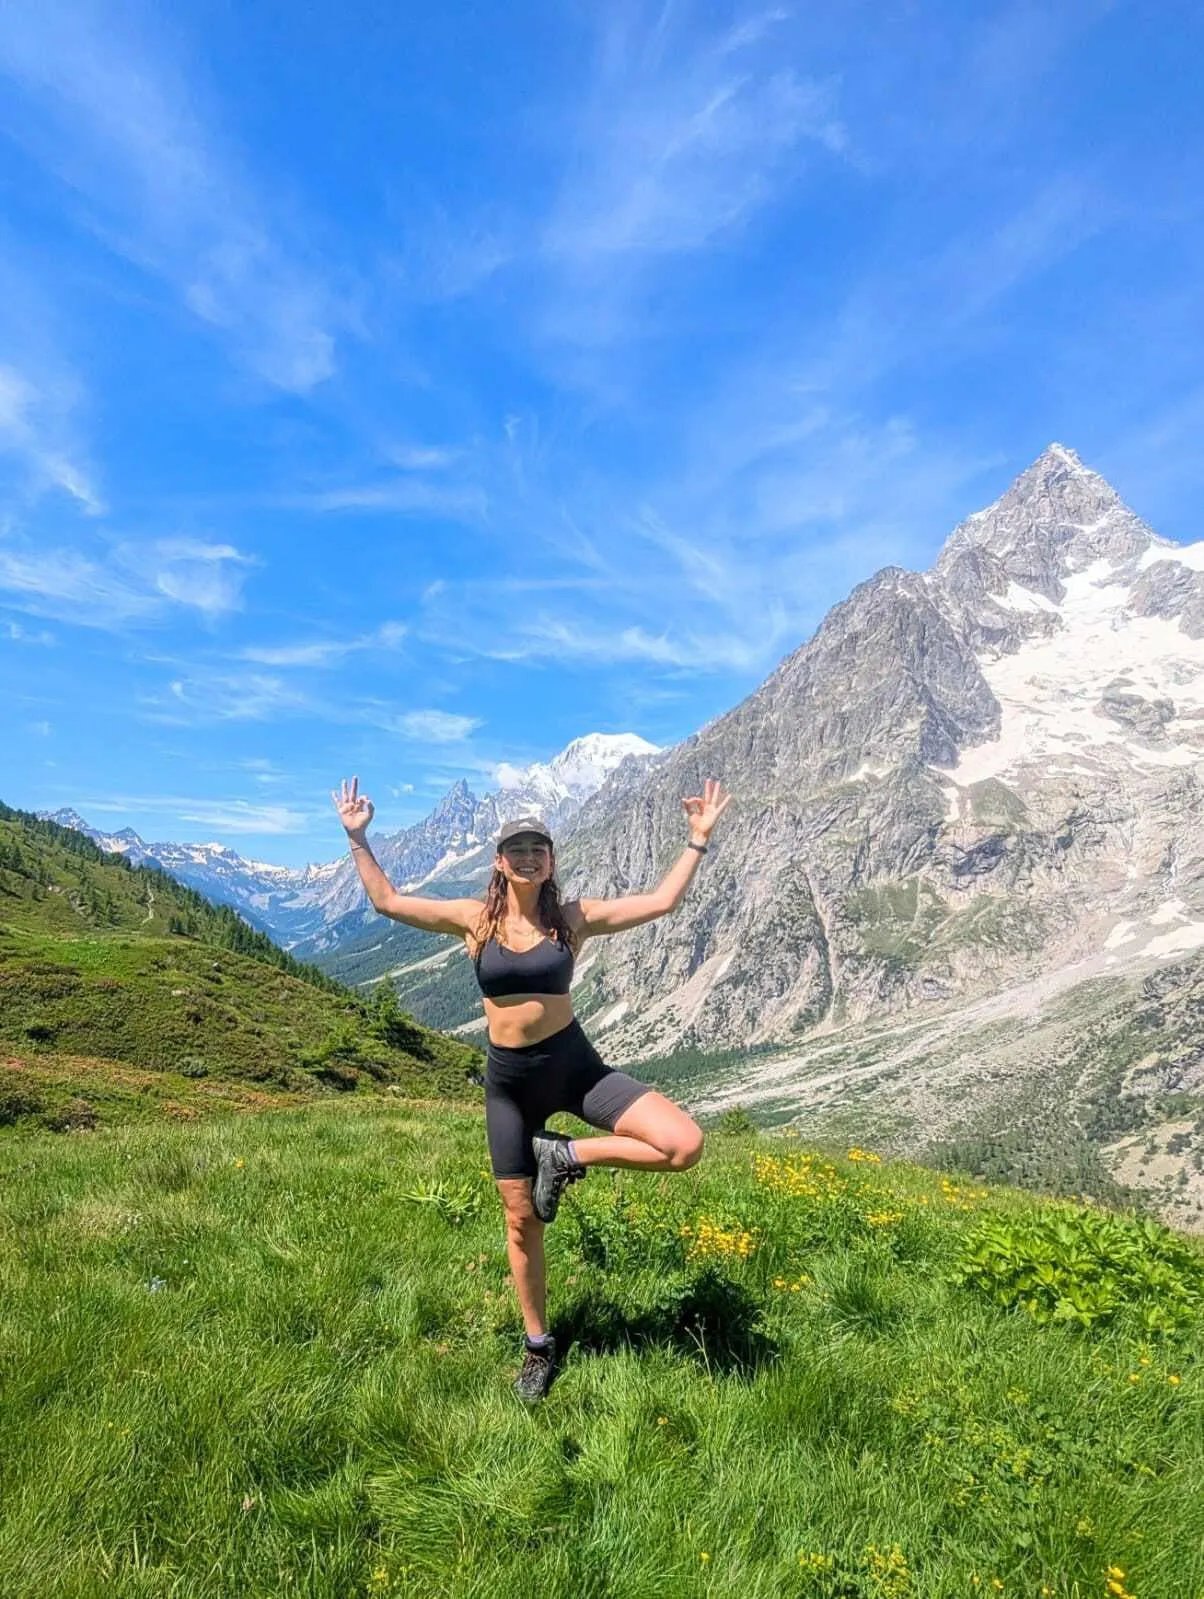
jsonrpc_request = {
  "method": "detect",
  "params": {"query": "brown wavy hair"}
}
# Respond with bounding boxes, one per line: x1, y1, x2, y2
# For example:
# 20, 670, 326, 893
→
473, 848, 577, 955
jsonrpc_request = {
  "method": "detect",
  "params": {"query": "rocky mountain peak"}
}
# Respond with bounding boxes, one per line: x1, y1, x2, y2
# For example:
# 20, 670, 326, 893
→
45, 807, 92, 833
431, 778, 477, 820
934, 444, 1160, 601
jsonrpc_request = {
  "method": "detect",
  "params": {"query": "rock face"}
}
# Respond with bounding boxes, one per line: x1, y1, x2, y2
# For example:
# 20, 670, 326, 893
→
546, 445, 1204, 1063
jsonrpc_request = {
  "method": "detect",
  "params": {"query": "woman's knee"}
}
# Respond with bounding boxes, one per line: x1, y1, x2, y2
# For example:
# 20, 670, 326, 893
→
668, 1124, 705, 1170
497, 1181, 542, 1243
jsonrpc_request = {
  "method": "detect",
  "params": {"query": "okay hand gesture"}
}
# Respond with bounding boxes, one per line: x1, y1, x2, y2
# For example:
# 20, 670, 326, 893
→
331, 775, 374, 838
682, 778, 732, 843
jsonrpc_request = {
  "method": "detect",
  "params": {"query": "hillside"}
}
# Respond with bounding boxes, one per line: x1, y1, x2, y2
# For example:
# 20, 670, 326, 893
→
685, 949, 1204, 1231
1, 1103, 1201, 1597
0, 804, 482, 1128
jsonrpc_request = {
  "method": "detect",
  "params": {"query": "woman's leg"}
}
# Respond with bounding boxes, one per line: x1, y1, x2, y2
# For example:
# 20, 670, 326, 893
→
573, 1089, 704, 1172
496, 1178, 548, 1337
486, 1081, 551, 1336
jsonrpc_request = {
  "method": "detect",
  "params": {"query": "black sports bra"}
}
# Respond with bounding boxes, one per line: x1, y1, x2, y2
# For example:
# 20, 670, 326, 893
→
473, 933, 575, 999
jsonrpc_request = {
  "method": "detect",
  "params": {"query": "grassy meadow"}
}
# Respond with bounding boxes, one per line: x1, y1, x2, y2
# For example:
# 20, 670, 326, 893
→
2, 1102, 1202, 1599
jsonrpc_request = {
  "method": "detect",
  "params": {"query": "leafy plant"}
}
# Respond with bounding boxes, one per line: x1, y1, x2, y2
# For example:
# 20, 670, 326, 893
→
398, 1179, 483, 1225
956, 1206, 1204, 1333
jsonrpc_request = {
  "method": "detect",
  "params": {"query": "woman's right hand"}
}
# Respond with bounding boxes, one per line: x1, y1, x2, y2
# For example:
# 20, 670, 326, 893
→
331, 775, 374, 838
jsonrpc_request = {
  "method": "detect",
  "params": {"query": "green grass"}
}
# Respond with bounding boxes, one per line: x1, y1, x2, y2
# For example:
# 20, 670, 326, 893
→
2, 1108, 1201, 1598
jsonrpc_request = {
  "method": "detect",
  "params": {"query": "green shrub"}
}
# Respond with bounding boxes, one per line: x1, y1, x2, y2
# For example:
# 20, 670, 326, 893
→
956, 1205, 1204, 1334
0, 1084, 45, 1125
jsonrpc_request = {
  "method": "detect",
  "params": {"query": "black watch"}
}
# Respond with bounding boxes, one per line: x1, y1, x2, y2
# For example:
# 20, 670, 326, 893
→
687, 840, 708, 854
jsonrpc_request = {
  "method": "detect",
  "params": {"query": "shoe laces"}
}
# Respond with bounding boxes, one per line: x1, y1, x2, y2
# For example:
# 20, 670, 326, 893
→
520, 1345, 553, 1380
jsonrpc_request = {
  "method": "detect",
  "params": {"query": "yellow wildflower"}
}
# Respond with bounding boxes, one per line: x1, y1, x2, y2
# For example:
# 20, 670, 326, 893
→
798, 1551, 835, 1571
683, 1214, 757, 1262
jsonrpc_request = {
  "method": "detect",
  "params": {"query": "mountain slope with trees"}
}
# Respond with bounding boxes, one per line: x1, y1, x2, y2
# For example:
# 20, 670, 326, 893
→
0, 803, 481, 1130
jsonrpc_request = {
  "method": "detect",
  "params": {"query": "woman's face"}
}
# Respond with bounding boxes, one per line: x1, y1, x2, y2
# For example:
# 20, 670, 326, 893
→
497, 835, 553, 886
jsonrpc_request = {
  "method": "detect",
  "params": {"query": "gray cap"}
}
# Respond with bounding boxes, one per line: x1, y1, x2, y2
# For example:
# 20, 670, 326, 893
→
496, 816, 553, 849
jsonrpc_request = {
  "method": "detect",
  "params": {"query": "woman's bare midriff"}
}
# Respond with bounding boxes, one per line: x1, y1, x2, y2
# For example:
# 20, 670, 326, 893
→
480, 991, 576, 1049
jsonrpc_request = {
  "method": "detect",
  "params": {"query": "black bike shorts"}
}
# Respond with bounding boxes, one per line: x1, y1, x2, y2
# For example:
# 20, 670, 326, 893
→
484, 1017, 652, 1180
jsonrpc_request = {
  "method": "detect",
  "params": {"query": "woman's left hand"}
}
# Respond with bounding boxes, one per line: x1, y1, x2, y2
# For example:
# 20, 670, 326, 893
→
682, 778, 732, 843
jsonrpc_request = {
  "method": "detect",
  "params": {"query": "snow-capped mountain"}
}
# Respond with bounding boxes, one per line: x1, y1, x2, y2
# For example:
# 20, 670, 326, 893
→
42, 731, 662, 947
306, 732, 663, 929
495, 734, 661, 817
552, 443, 1204, 1065
37, 810, 342, 942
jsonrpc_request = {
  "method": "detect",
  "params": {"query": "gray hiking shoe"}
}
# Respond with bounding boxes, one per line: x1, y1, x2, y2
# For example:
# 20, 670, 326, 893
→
513, 1336, 557, 1404
531, 1130, 586, 1223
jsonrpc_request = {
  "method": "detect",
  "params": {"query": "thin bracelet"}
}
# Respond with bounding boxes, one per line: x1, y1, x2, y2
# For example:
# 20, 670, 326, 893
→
687, 840, 708, 855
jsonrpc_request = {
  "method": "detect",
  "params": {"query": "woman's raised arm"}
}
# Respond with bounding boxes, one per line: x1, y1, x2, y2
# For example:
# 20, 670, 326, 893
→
574, 778, 732, 939
332, 776, 481, 937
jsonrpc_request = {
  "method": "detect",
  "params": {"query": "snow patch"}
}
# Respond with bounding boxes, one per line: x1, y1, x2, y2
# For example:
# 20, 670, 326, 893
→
1139, 540, 1204, 574
592, 999, 629, 1030
1151, 899, 1189, 927
946, 559, 1204, 787
1145, 922, 1204, 960
1002, 582, 1058, 614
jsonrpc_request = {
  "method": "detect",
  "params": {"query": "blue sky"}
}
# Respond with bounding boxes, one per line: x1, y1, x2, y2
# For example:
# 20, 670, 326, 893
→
2, 0, 1203, 866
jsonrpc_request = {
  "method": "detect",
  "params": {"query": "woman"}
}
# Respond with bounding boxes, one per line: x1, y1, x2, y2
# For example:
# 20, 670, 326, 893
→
332, 773, 732, 1402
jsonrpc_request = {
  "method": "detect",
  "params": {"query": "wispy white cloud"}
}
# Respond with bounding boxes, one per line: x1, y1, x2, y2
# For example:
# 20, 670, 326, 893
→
0, 543, 158, 627
498, 616, 779, 673
3, 618, 56, 645
239, 757, 287, 786
241, 620, 407, 667
80, 792, 312, 835
0, 363, 102, 511
0, 2, 342, 392
545, 8, 845, 263
296, 480, 488, 519
141, 671, 312, 725
388, 443, 463, 472
354, 706, 482, 741
0, 533, 255, 628
120, 538, 256, 618
380, 709, 482, 743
